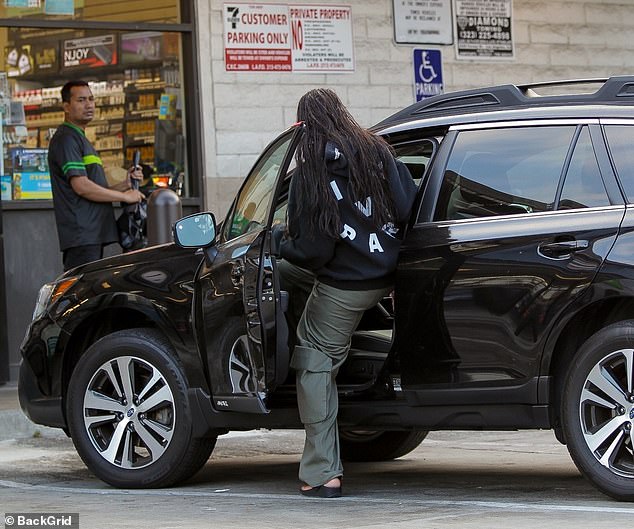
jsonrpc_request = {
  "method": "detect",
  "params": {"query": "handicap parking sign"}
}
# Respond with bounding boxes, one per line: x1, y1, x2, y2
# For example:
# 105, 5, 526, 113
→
413, 49, 443, 102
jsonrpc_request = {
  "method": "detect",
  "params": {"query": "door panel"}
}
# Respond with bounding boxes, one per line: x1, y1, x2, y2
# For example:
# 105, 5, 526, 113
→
397, 210, 621, 393
197, 229, 269, 413
196, 129, 300, 413
395, 124, 624, 403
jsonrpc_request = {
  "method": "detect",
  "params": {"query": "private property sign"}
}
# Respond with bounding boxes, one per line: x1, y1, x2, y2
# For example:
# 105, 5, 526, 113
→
224, 3, 354, 72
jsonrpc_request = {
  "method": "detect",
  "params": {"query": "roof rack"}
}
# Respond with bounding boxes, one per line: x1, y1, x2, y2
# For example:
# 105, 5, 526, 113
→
517, 77, 609, 92
377, 75, 634, 128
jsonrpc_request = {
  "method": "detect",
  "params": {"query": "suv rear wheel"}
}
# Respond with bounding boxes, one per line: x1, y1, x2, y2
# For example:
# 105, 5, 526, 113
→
66, 329, 216, 488
562, 321, 634, 501
340, 430, 428, 462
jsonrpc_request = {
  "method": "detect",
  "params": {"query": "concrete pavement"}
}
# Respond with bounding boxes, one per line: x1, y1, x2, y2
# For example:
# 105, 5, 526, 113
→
2, 426, 633, 528
0, 381, 62, 441
0, 381, 18, 412
4, 379, 634, 528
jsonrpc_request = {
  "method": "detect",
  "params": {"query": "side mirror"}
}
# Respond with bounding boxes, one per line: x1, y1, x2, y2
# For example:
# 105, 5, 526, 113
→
173, 212, 216, 248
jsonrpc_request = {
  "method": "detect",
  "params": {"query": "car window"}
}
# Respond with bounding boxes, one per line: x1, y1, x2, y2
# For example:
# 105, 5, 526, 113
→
393, 138, 437, 186
224, 133, 293, 241
559, 127, 609, 210
271, 156, 297, 227
435, 126, 575, 221
604, 125, 634, 203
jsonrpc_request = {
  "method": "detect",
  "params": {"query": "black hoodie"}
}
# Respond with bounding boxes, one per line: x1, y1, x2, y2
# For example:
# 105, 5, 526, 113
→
276, 141, 418, 290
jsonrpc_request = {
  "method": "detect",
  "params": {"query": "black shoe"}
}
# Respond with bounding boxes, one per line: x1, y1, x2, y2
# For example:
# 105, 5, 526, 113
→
300, 484, 342, 498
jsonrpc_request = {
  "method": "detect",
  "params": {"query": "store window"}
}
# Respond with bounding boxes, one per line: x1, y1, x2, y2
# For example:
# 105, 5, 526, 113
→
0, 0, 198, 203
0, 24, 195, 201
0, 0, 180, 24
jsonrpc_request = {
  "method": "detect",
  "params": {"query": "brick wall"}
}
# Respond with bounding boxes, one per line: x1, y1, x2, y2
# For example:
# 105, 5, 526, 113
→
197, 0, 634, 215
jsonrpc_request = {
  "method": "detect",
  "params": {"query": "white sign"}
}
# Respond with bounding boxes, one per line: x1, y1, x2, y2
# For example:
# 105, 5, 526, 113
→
290, 5, 354, 71
223, 3, 354, 72
224, 3, 292, 71
393, 0, 453, 45
454, 0, 513, 59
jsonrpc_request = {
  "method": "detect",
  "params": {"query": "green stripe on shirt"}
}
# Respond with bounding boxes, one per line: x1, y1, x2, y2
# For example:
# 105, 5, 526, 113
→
62, 122, 86, 136
62, 161, 86, 174
82, 154, 103, 166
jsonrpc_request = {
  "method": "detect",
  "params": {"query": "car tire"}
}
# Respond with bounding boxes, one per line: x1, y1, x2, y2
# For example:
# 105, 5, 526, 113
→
66, 328, 216, 488
561, 320, 634, 501
340, 430, 428, 462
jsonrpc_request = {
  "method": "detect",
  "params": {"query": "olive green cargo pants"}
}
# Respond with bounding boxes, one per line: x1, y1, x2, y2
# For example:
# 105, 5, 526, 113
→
278, 260, 390, 487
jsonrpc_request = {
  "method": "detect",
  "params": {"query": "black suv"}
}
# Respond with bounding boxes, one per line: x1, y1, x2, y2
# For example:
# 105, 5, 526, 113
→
19, 76, 634, 500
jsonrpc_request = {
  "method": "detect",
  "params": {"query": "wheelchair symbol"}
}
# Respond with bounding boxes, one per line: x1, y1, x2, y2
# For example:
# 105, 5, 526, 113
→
418, 51, 437, 83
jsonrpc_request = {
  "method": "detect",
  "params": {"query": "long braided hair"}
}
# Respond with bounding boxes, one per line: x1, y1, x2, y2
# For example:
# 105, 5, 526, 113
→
292, 88, 396, 239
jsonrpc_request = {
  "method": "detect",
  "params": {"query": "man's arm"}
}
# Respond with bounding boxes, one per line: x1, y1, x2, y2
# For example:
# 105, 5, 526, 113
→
70, 176, 144, 204
56, 133, 143, 201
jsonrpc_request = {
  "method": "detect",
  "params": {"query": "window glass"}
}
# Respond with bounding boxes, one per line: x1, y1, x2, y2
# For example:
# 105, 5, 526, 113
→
271, 155, 296, 227
435, 127, 575, 221
559, 128, 609, 210
0, 27, 193, 198
225, 134, 293, 240
393, 139, 436, 186
604, 125, 634, 203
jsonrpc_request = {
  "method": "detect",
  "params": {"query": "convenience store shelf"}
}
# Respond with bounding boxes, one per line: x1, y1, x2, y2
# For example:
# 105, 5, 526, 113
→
6, 77, 177, 187
125, 136, 155, 145
126, 110, 160, 118
24, 117, 125, 128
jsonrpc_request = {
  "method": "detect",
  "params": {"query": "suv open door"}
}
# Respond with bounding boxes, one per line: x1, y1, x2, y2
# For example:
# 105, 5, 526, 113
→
194, 127, 302, 413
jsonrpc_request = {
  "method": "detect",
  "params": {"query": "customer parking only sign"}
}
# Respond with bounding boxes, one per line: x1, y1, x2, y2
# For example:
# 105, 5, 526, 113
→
413, 49, 443, 102
223, 3, 354, 72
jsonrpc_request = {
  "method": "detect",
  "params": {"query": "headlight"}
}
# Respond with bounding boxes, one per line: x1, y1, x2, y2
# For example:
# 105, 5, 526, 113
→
32, 276, 81, 320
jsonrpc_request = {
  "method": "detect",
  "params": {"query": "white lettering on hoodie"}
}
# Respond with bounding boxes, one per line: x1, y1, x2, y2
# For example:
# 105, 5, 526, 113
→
341, 224, 357, 240
330, 180, 343, 200
355, 197, 372, 217
368, 233, 384, 253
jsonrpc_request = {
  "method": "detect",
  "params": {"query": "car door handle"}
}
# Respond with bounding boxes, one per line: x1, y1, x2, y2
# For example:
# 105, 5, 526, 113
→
538, 239, 589, 258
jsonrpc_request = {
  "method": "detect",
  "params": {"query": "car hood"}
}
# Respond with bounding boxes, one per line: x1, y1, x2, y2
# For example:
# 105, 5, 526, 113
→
60, 242, 198, 279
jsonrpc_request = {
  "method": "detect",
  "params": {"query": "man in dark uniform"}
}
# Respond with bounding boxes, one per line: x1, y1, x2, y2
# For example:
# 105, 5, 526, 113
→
49, 80, 145, 271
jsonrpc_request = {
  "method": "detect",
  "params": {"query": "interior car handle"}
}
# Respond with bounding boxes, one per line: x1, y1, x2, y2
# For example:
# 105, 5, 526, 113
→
231, 263, 245, 280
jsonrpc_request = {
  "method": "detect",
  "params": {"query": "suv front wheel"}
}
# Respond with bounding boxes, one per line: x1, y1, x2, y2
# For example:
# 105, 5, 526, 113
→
66, 328, 216, 488
562, 321, 634, 501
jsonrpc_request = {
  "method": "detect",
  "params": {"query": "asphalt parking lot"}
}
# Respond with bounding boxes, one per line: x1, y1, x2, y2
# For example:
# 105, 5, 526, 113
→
2, 425, 634, 529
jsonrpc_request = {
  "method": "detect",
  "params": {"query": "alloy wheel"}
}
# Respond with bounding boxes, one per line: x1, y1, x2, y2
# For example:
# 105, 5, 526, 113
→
579, 348, 634, 478
82, 355, 176, 469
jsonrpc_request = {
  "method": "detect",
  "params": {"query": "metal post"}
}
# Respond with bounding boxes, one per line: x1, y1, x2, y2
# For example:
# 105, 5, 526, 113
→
0, 198, 9, 384
146, 188, 183, 245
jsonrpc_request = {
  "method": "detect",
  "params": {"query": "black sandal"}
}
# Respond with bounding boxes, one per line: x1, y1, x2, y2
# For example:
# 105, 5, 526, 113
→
300, 484, 342, 498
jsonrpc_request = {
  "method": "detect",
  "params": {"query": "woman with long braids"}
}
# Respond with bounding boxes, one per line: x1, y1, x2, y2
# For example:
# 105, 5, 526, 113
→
273, 88, 417, 498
